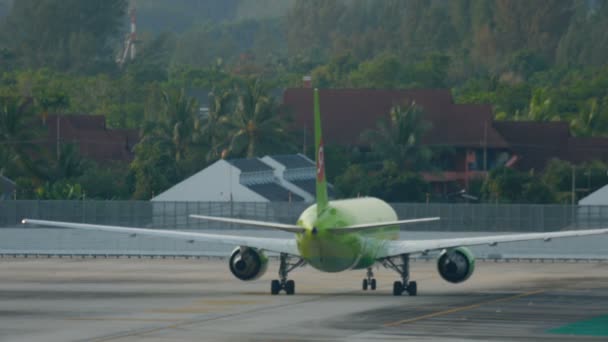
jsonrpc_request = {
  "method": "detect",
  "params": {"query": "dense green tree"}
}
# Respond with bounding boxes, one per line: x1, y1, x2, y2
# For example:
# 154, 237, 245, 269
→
349, 53, 405, 89
137, 0, 240, 33
0, 96, 38, 178
334, 164, 368, 198
287, 0, 346, 60
482, 167, 557, 203
224, 78, 294, 158
77, 163, 130, 199
335, 161, 427, 202
349, 53, 452, 89
556, 0, 608, 66
34, 180, 83, 200
130, 88, 200, 199
130, 141, 179, 200
542, 159, 608, 203
42, 143, 89, 181
311, 53, 358, 88
494, 0, 576, 63
161, 88, 199, 163
172, 19, 285, 68
2, 0, 128, 73
571, 96, 608, 136
362, 102, 432, 171
202, 89, 234, 161
125, 32, 176, 84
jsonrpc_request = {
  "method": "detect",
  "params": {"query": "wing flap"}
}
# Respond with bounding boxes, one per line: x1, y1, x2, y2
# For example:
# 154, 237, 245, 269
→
21, 219, 300, 256
382, 227, 608, 258
327, 217, 440, 234
189, 214, 305, 233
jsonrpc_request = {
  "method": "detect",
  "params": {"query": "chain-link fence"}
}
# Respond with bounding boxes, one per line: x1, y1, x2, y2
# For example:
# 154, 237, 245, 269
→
1, 201, 607, 258
1, 200, 606, 231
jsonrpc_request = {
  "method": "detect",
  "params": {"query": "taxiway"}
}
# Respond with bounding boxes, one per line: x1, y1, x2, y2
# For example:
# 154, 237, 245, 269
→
0, 258, 607, 341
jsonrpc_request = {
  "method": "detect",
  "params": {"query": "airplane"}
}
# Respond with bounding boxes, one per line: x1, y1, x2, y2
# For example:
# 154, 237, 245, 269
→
22, 89, 608, 296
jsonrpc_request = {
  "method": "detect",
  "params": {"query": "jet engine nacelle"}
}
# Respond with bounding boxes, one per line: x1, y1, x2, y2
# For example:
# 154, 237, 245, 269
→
437, 247, 476, 284
229, 247, 268, 281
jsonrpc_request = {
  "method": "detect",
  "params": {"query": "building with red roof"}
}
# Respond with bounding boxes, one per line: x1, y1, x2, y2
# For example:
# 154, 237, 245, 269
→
283, 88, 608, 196
40, 115, 139, 164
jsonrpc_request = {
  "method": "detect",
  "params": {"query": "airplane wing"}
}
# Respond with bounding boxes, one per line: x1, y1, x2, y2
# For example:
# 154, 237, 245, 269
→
327, 217, 440, 234
21, 219, 300, 256
381, 227, 608, 258
189, 215, 439, 235
189, 214, 305, 233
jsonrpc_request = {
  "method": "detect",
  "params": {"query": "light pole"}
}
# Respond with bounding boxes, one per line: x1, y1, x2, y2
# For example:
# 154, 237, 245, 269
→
571, 164, 576, 206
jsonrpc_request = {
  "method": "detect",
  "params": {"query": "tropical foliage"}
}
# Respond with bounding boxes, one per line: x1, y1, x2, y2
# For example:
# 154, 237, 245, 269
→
363, 102, 432, 171
1, 0, 608, 202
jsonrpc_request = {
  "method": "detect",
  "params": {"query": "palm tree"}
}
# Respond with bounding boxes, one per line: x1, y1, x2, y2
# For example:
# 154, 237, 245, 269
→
162, 88, 199, 162
571, 97, 608, 136
139, 88, 199, 163
201, 89, 234, 161
526, 88, 558, 121
131, 88, 199, 198
362, 101, 432, 171
0, 96, 39, 176
225, 78, 293, 158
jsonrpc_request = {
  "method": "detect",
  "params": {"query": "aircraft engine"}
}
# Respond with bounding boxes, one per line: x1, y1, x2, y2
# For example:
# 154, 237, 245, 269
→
229, 247, 268, 281
437, 247, 476, 284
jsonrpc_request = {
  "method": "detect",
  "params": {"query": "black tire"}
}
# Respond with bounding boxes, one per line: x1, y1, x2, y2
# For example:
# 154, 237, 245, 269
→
285, 280, 295, 295
271, 280, 281, 295
392, 281, 403, 296
406, 281, 417, 296
362, 278, 368, 290
371, 278, 377, 290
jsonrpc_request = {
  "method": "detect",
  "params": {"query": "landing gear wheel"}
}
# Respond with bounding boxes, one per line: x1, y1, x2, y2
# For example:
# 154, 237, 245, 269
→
406, 281, 417, 296
393, 281, 404, 296
385, 254, 418, 297
285, 280, 295, 295
370, 278, 377, 290
273, 253, 304, 295
362, 278, 368, 290
271, 279, 281, 295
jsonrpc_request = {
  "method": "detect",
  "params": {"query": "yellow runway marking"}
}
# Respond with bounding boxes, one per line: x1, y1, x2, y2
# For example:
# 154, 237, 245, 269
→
385, 289, 545, 327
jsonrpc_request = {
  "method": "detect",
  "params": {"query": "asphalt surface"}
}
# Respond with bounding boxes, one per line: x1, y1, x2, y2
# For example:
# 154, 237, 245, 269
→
0, 258, 607, 342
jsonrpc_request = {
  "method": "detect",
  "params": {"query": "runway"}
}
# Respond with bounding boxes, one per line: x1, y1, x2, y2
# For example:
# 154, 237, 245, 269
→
1, 258, 607, 341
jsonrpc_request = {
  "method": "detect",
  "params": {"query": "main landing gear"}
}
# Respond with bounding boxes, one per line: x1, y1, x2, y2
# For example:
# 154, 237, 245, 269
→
383, 254, 417, 296
271, 253, 305, 295
362, 267, 377, 291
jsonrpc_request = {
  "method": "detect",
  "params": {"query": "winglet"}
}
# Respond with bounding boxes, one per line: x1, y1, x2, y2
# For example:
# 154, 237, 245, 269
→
314, 88, 328, 216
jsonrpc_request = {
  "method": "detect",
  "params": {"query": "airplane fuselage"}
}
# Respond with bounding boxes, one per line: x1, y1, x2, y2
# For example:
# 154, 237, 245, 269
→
296, 197, 399, 272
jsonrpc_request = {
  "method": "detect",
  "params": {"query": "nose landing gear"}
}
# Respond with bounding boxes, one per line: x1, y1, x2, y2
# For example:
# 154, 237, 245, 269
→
362, 267, 377, 291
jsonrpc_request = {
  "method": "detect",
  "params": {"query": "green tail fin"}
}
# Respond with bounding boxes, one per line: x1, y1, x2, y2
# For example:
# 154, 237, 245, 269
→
314, 88, 329, 216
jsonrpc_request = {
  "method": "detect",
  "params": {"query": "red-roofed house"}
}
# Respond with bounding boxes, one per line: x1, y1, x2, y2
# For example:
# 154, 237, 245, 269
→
41, 115, 139, 163
283, 88, 608, 196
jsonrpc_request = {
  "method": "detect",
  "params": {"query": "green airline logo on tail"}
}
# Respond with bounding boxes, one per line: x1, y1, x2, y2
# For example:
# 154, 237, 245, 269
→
314, 89, 329, 216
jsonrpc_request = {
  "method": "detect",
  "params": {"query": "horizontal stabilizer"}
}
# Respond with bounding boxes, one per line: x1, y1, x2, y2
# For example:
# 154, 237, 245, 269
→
328, 217, 440, 234
189, 214, 305, 233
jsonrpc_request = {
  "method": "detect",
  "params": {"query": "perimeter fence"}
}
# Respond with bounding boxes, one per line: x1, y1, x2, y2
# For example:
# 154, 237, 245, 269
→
1, 200, 607, 232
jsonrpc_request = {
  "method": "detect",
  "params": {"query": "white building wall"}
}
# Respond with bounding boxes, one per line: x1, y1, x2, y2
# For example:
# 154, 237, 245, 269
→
261, 156, 314, 202
579, 184, 608, 205
151, 160, 267, 202
577, 184, 608, 229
